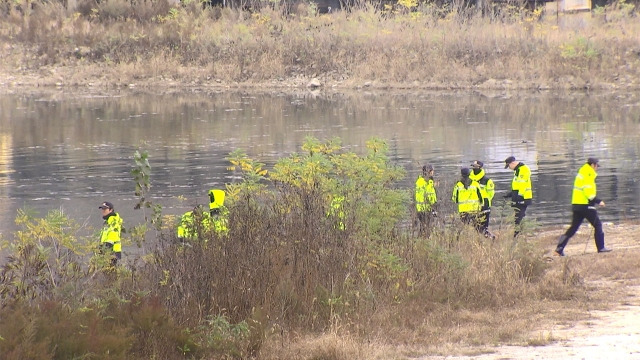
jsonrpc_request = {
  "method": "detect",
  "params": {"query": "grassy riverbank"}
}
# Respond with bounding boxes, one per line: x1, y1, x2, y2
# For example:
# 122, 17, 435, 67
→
1, 1, 639, 91
1, 139, 639, 359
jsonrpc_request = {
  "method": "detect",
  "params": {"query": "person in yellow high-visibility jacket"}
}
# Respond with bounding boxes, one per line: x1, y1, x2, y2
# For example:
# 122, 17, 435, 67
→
177, 205, 212, 241
208, 189, 229, 235
98, 201, 122, 266
415, 164, 437, 236
555, 158, 611, 256
452, 168, 486, 234
504, 156, 533, 238
470, 160, 495, 239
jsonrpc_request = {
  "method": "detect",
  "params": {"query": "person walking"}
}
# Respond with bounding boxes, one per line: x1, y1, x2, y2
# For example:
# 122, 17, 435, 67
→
452, 168, 485, 234
98, 201, 123, 266
415, 164, 437, 236
470, 160, 495, 239
504, 156, 533, 238
555, 158, 611, 256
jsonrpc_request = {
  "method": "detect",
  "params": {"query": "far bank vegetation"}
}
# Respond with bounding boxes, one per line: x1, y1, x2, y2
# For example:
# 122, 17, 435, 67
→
0, 0, 639, 89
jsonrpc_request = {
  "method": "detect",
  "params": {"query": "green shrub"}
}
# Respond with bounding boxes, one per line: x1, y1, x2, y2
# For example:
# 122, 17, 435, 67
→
0, 209, 90, 307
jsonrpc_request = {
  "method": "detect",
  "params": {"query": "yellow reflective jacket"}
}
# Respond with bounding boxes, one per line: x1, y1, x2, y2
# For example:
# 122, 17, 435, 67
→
211, 212, 229, 235
415, 175, 437, 212
469, 168, 494, 207
510, 163, 533, 202
177, 208, 213, 239
572, 163, 600, 206
100, 212, 122, 252
209, 189, 226, 213
208, 189, 229, 234
452, 180, 484, 213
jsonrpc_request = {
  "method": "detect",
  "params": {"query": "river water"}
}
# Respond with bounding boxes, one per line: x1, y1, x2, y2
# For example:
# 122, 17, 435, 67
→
1, 89, 639, 237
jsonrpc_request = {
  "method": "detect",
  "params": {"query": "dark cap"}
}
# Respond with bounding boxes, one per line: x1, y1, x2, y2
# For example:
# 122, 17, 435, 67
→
460, 167, 471, 177
470, 160, 484, 168
422, 164, 434, 173
98, 201, 114, 210
587, 157, 599, 166
504, 156, 516, 169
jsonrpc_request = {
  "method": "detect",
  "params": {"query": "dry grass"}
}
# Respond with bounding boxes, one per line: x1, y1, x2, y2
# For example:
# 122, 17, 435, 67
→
3, 180, 636, 359
255, 221, 640, 359
1, 175, 638, 358
259, 333, 382, 360
0, 1, 639, 90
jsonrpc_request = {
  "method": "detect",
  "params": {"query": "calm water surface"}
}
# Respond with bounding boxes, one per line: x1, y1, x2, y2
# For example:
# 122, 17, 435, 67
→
1, 89, 639, 237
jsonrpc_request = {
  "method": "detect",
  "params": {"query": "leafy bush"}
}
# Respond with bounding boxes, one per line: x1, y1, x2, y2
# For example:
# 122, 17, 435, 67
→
0, 209, 90, 307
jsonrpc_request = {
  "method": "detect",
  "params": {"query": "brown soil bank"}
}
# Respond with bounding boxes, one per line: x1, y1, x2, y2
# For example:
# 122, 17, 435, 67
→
1, 2, 640, 91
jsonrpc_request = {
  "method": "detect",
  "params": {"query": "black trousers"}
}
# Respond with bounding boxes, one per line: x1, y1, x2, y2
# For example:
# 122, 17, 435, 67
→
479, 209, 491, 234
558, 207, 605, 251
417, 211, 436, 236
513, 203, 528, 237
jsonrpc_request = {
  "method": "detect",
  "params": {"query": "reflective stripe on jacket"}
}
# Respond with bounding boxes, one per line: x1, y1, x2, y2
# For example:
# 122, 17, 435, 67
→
511, 163, 533, 201
452, 180, 483, 214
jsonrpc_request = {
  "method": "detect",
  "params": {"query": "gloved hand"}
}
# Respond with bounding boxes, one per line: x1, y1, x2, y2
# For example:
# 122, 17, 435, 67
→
503, 192, 511, 199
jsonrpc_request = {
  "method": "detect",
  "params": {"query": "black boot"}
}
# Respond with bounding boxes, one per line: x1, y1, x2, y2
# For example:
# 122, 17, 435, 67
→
555, 235, 568, 256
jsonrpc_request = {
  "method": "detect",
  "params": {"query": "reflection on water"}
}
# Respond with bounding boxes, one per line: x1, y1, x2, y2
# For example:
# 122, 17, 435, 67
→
0, 90, 639, 236
0, 133, 12, 187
